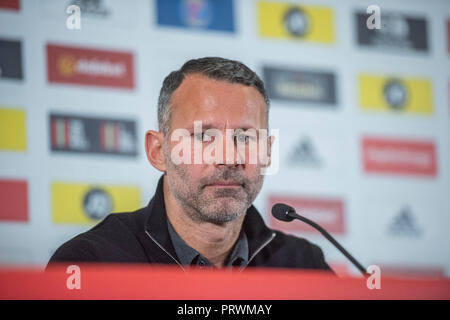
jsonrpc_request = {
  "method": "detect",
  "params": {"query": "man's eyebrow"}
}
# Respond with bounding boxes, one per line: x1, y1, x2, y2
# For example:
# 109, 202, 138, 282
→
237, 127, 259, 131
186, 124, 258, 131
184, 124, 216, 132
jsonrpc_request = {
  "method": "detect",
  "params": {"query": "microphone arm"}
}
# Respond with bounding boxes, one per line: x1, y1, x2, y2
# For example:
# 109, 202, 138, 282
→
289, 211, 368, 277
272, 203, 369, 277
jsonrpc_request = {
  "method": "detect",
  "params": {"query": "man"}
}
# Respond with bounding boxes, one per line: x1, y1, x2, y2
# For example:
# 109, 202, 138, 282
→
48, 57, 331, 272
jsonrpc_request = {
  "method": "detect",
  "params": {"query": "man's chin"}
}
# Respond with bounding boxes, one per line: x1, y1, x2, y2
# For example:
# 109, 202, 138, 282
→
199, 202, 247, 223
203, 186, 246, 199
199, 212, 242, 224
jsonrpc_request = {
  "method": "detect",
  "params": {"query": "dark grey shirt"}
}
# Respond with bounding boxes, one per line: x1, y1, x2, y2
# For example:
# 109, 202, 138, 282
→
167, 218, 249, 269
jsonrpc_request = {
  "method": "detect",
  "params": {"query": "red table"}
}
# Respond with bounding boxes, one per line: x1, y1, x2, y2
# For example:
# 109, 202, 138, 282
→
0, 264, 449, 299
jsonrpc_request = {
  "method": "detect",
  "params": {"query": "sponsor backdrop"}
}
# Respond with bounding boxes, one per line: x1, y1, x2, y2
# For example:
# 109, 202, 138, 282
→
0, 0, 449, 277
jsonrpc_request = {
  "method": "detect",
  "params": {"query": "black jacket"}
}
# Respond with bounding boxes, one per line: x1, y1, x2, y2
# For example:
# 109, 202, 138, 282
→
48, 176, 332, 272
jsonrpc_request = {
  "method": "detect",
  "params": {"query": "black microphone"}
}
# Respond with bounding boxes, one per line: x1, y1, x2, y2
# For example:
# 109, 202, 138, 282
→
272, 203, 369, 277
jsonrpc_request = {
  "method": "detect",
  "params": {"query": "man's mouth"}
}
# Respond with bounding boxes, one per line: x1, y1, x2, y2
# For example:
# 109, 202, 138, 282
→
205, 180, 243, 189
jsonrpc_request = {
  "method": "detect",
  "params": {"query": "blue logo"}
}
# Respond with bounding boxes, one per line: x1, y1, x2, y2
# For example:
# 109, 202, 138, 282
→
156, 0, 235, 33
180, 0, 212, 28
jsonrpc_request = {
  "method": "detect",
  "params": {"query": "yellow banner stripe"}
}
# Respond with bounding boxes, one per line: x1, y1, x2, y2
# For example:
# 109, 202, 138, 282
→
359, 74, 433, 115
52, 182, 141, 224
0, 107, 27, 151
258, 1, 334, 43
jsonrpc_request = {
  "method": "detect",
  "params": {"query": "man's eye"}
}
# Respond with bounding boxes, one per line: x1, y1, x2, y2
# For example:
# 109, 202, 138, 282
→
194, 132, 211, 142
235, 134, 253, 143
194, 133, 204, 141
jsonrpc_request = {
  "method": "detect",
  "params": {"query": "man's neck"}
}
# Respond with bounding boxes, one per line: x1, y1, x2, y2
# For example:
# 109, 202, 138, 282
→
163, 176, 245, 267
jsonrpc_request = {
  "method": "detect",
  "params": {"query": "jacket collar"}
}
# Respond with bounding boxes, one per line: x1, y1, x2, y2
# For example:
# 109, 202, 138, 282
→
143, 175, 275, 266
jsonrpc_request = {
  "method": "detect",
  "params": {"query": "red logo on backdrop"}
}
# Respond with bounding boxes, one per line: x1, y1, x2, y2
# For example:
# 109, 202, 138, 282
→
0, 179, 28, 222
0, 0, 19, 10
47, 44, 134, 89
268, 196, 345, 235
362, 137, 437, 177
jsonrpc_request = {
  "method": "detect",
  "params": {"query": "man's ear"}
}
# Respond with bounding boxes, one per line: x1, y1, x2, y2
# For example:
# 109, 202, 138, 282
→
145, 130, 167, 172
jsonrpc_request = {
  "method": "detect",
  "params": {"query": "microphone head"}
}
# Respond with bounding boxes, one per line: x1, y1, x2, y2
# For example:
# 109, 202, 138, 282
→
271, 203, 296, 222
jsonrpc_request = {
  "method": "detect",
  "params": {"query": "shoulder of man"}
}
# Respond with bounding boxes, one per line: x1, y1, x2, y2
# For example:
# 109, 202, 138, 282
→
256, 229, 332, 272
46, 208, 147, 268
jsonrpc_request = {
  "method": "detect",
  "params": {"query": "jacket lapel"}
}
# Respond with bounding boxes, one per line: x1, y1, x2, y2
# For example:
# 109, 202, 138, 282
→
243, 205, 276, 262
139, 175, 180, 266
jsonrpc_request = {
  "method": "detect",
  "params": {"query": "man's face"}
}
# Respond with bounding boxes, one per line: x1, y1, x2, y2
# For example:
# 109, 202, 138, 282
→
163, 74, 269, 224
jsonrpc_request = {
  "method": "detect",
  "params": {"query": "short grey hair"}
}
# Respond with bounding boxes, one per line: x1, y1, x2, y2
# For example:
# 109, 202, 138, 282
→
157, 57, 270, 137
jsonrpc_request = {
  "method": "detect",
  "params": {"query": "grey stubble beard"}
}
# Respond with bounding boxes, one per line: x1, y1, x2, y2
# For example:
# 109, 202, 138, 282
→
164, 147, 264, 225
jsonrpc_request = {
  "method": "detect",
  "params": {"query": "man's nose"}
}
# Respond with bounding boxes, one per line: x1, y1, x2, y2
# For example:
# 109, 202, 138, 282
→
214, 131, 243, 167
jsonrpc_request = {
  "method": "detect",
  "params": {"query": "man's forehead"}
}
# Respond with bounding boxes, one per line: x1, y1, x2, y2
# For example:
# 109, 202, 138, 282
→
170, 74, 267, 129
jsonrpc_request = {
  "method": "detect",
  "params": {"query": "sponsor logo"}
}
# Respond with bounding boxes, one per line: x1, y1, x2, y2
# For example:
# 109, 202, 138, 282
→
283, 133, 342, 175
0, 107, 26, 151
383, 79, 409, 110
0, 39, 23, 80
258, 1, 334, 43
0, 0, 19, 11
180, 0, 212, 28
40, 0, 136, 27
156, 0, 235, 33
268, 196, 345, 234
388, 206, 422, 237
264, 66, 336, 105
356, 11, 428, 52
82, 188, 113, 220
47, 44, 134, 89
287, 136, 322, 167
0, 179, 28, 222
70, 0, 110, 18
50, 113, 137, 156
359, 74, 433, 115
362, 137, 437, 177
283, 7, 309, 37
51, 182, 140, 224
